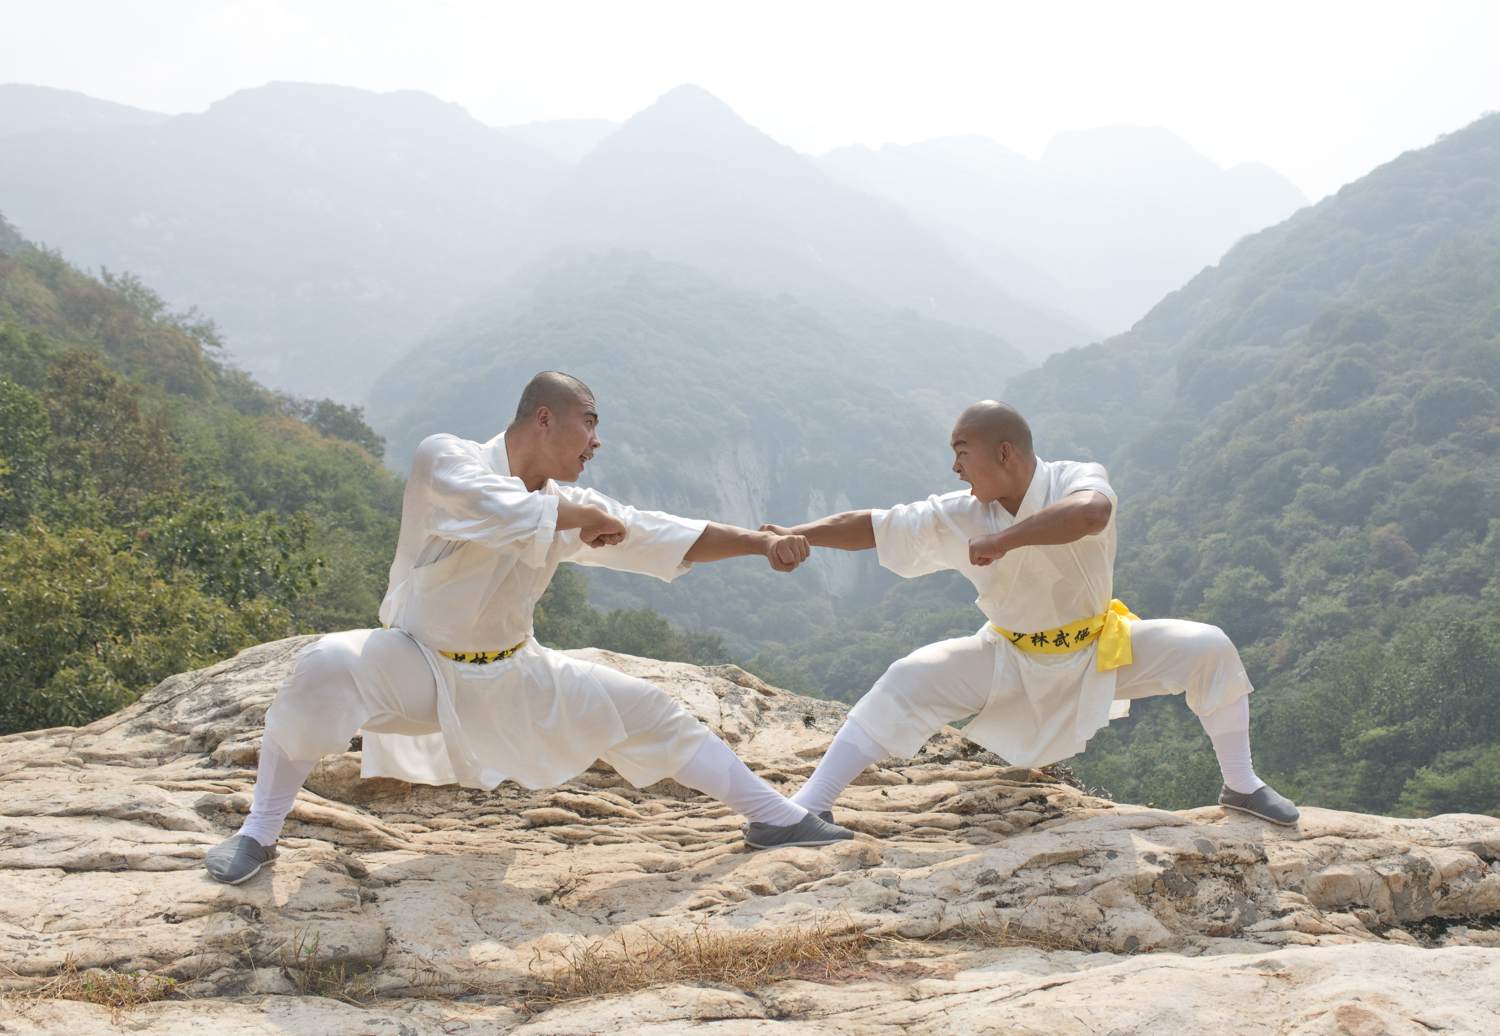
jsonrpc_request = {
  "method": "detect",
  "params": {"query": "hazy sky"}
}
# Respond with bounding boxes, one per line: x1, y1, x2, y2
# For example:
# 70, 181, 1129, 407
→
4, 0, 1498, 199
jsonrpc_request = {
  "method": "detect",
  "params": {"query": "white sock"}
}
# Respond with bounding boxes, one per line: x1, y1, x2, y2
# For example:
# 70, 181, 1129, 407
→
674, 734, 807, 826
791, 717, 888, 816
1199, 697, 1264, 795
236, 736, 319, 847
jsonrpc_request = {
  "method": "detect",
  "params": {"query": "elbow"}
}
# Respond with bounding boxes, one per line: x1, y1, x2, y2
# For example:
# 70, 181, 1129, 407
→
1083, 493, 1113, 534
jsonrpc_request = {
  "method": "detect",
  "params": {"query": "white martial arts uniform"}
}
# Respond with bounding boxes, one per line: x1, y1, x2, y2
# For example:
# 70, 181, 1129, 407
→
846, 458, 1254, 768
264, 431, 712, 791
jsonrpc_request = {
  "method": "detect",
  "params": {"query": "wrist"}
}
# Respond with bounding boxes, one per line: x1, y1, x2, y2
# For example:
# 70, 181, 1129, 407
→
990, 528, 1022, 551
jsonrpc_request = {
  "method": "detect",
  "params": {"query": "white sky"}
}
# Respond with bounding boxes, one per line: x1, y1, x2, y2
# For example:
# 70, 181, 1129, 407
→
4, 0, 1498, 199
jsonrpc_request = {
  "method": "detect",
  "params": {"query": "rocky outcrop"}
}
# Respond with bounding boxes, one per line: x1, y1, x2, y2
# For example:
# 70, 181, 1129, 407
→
3, 637, 1499, 1033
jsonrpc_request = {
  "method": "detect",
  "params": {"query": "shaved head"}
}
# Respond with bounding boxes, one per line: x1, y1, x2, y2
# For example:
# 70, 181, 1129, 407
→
953, 400, 1034, 455
511, 371, 595, 426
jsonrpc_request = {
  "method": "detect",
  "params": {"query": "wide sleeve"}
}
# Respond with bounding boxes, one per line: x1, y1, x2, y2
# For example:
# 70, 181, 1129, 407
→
557, 485, 708, 583
872, 493, 970, 578
418, 434, 559, 566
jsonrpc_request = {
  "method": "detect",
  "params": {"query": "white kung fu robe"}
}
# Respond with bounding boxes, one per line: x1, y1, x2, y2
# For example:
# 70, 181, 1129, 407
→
863, 460, 1142, 768
358, 431, 708, 790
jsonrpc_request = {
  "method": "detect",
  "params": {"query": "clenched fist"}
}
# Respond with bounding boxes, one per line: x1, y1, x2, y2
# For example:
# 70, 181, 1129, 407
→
968, 532, 1010, 567
580, 509, 627, 548
763, 530, 811, 572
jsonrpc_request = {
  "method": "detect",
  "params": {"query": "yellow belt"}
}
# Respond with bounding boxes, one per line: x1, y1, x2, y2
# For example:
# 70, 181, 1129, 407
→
383, 626, 526, 664
991, 599, 1139, 671
439, 640, 526, 665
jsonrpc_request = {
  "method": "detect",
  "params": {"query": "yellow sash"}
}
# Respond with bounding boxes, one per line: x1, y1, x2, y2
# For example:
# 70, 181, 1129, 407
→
438, 640, 526, 665
991, 599, 1139, 671
383, 625, 526, 665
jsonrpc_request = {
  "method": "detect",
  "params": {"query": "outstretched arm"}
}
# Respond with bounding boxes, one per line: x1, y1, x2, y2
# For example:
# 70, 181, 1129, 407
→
760, 510, 875, 552
685, 522, 811, 572
969, 491, 1111, 566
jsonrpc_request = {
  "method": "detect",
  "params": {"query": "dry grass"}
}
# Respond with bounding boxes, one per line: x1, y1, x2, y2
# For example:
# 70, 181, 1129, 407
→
278, 929, 378, 1004
7, 957, 180, 1020
935, 912, 1091, 953
528, 920, 877, 1005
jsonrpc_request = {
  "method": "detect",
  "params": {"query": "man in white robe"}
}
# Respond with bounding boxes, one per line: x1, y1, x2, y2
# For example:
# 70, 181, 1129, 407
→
768, 400, 1299, 829
205, 372, 853, 883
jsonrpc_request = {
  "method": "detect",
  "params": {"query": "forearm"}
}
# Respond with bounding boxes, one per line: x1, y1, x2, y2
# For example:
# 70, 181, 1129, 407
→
556, 498, 603, 531
784, 510, 876, 551
684, 522, 775, 563
992, 492, 1110, 550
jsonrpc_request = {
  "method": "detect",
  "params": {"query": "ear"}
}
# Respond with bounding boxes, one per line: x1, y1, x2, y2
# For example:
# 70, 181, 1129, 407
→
535, 405, 552, 430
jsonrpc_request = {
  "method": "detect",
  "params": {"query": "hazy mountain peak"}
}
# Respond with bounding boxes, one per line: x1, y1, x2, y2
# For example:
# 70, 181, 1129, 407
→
0, 83, 167, 138
620, 83, 760, 139
648, 83, 739, 115
202, 80, 479, 129
574, 81, 794, 180
1041, 124, 1205, 167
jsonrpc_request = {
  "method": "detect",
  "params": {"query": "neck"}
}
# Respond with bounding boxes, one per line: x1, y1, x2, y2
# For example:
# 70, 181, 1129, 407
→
995, 455, 1038, 515
504, 429, 549, 492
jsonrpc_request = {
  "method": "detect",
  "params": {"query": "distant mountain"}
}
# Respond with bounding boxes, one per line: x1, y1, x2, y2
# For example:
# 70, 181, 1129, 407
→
0, 84, 168, 138
525, 85, 1096, 360
367, 250, 1036, 647
0, 82, 561, 399
1007, 113, 1500, 470
822, 126, 1308, 335
502, 118, 618, 164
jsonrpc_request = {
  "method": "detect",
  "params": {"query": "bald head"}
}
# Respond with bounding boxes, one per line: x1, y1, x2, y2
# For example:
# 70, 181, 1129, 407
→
511, 371, 595, 427
953, 400, 1034, 456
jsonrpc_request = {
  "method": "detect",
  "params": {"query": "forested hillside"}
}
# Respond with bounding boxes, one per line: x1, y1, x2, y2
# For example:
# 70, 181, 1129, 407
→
0, 216, 402, 731
0, 221, 722, 735
1013, 115, 1500, 816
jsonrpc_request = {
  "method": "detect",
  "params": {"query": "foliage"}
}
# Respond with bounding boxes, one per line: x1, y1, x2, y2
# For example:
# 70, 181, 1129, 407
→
1037, 114, 1500, 816
0, 228, 403, 732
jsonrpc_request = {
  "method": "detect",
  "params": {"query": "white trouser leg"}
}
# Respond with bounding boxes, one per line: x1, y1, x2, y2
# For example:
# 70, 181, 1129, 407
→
1113, 619, 1261, 793
673, 734, 807, 826
264, 628, 443, 761
248, 629, 441, 844
847, 634, 997, 758
237, 736, 318, 847
1198, 695, 1263, 794
1112, 619, 1255, 716
791, 717, 888, 815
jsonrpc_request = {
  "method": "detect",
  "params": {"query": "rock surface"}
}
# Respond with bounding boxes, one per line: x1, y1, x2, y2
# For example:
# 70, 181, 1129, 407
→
3, 636, 1499, 1033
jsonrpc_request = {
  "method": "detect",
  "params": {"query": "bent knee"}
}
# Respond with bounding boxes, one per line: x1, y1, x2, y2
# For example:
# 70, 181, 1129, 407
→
288, 631, 364, 686
870, 652, 946, 700
1167, 623, 1244, 675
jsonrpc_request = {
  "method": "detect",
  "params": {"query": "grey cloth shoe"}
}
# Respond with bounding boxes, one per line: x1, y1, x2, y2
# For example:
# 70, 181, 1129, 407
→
1219, 783, 1300, 826
204, 834, 277, 884
745, 811, 855, 850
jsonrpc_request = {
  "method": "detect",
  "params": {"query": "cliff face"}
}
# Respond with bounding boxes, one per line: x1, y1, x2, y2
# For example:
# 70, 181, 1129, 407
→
3, 638, 1500, 1033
